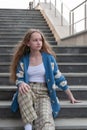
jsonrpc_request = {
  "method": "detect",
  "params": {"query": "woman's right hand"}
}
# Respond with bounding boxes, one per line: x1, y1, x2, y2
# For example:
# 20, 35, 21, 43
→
18, 82, 30, 94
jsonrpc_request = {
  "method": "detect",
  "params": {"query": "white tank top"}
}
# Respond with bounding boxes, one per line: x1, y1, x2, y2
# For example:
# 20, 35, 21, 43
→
27, 63, 46, 83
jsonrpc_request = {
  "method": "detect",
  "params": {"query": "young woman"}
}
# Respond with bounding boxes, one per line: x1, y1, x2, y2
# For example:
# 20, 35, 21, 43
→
10, 29, 79, 130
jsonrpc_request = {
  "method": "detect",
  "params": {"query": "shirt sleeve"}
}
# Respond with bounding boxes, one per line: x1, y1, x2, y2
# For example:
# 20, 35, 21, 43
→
51, 56, 69, 91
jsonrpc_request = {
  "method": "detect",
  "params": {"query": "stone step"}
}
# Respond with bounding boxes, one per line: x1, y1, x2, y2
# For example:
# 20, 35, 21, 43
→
58, 63, 87, 73
0, 40, 57, 45
0, 62, 87, 73
0, 14, 43, 17
0, 85, 87, 101
0, 73, 87, 85
0, 53, 87, 62
0, 12, 43, 16
0, 11, 43, 16
0, 33, 53, 38
0, 9, 41, 14
56, 54, 87, 63
55, 118, 87, 130
0, 100, 86, 118
52, 46, 87, 53
0, 45, 87, 54
0, 32, 54, 36
0, 36, 55, 42
0, 15, 44, 19
0, 118, 87, 130
0, 28, 52, 33
57, 85, 87, 100
0, 22, 49, 27
0, 17, 46, 22
0, 26, 50, 31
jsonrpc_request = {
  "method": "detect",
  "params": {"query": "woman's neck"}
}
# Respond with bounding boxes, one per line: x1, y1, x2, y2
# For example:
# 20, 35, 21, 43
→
29, 51, 42, 66
30, 51, 41, 57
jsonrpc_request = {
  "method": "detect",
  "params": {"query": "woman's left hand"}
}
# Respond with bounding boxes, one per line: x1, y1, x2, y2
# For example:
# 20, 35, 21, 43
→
70, 96, 81, 104
65, 88, 81, 104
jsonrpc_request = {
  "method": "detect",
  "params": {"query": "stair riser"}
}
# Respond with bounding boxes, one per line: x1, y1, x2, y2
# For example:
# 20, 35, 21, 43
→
0, 25, 50, 29
1, 46, 87, 53
0, 127, 86, 130
0, 9, 41, 14
52, 47, 87, 54
0, 108, 20, 119
0, 33, 53, 37
0, 107, 86, 118
0, 90, 87, 101
1, 64, 87, 73
0, 55, 12, 62
0, 55, 87, 62
0, 15, 45, 19
56, 56, 87, 63
66, 76, 87, 85
57, 90, 87, 101
0, 127, 23, 130
0, 29, 52, 33
0, 76, 87, 85
59, 65, 87, 73
56, 127, 87, 130
54, 47, 87, 54
59, 108, 87, 118
0, 37, 55, 42
0, 90, 15, 101
0, 41, 57, 45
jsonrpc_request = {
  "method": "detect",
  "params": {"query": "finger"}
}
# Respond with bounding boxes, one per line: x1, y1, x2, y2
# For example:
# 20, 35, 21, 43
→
74, 100, 81, 103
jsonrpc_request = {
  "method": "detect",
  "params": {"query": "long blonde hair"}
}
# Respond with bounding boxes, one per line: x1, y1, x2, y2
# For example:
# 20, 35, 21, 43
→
10, 28, 56, 82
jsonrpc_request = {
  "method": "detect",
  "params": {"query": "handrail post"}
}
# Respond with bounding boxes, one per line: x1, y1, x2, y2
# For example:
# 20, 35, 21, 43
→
69, 11, 71, 35
45, 0, 47, 3
33, 0, 35, 7
72, 11, 74, 34
55, 0, 57, 17
50, 0, 51, 9
61, 2, 63, 26
84, 1, 87, 30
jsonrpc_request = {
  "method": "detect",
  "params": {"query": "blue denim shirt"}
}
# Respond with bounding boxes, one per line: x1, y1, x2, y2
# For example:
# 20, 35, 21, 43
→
16, 52, 69, 118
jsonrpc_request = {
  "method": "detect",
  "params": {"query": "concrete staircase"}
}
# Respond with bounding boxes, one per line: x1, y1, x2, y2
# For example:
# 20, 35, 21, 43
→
0, 8, 87, 130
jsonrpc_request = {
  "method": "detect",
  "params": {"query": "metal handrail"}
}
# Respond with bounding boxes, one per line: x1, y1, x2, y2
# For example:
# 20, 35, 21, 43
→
33, 0, 87, 36
70, 0, 87, 35
71, 0, 87, 11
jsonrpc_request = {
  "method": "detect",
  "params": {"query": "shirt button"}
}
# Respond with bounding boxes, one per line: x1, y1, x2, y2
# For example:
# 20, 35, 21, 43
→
52, 100, 55, 103
55, 112, 58, 114
48, 79, 50, 82
50, 90, 52, 93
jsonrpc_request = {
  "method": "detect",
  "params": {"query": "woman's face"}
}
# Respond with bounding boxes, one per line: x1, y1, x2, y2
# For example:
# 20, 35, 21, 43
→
27, 32, 43, 52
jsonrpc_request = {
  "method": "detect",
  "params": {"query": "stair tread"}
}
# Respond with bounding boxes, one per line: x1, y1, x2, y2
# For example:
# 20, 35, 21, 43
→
0, 119, 23, 127
0, 118, 87, 129
0, 62, 87, 65
55, 118, 87, 129
0, 100, 86, 108
0, 72, 87, 76
1, 53, 87, 55
0, 85, 87, 90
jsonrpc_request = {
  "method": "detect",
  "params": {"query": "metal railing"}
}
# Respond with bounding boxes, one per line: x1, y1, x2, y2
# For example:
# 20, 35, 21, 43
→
32, 0, 87, 35
69, 0, 87, 35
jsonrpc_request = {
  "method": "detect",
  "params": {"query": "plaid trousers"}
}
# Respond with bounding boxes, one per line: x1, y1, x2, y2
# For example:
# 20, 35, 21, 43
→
18, 82, 55, 130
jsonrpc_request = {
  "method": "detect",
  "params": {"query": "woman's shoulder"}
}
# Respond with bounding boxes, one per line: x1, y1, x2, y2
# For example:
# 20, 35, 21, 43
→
19, 53, 29, 62
42, 52, 53, 57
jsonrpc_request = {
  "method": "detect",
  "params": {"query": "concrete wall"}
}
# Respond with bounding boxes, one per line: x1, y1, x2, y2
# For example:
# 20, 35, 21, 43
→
59, 30, 87, 46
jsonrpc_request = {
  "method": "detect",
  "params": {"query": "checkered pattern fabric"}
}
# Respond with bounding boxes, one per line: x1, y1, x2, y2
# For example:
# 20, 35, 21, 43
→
18, 83, 55, 130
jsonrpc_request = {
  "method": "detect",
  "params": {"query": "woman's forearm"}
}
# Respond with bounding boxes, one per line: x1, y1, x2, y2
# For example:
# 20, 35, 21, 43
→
65, 88, 81, 103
